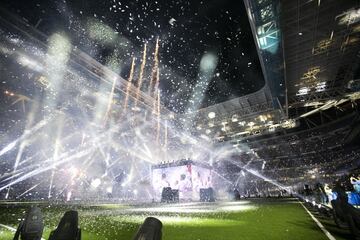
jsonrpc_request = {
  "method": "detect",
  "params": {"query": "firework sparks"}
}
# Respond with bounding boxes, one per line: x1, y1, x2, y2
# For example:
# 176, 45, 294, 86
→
123, 57, 136, 113
156, 90, 161, 143
135, 43, 147, 108
103, 76, 117, 124
0, 7, 282, 203
148, 38, 159, 96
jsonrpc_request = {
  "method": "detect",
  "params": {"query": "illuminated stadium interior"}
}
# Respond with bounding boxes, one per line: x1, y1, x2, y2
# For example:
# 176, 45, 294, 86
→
0, 0, 360, 240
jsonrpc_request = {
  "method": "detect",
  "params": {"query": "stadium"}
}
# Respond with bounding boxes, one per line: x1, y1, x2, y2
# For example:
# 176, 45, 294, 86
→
0, 0, 360, 239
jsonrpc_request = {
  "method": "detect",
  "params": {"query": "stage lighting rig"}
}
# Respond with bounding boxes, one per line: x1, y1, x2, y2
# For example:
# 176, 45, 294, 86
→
13, 207, 163, 240
13, 206, 44, 240
48, 210, 81, 240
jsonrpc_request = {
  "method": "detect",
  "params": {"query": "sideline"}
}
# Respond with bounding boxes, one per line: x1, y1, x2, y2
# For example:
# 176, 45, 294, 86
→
299, 201, 336, 240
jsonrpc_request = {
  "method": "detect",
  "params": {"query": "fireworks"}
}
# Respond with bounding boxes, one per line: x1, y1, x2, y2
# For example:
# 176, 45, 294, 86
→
123, 57, 135, 113
103, 76, 117, 124
135, 43, 147, 108
156, 90, 161, 143
0, 9, 288, 202
148, 37, 160, 97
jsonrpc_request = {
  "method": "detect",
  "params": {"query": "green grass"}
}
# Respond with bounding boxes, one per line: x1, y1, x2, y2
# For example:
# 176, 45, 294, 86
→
0, 199, 346, 240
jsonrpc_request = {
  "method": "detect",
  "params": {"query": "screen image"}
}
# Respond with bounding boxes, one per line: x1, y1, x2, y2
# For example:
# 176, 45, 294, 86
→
192, 165, 212, 192
152, 164, 212, 201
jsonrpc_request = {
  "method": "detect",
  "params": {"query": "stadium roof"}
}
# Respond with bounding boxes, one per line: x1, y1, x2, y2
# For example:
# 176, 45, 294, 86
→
281, 0, 360, 109
0, 0, 265, 113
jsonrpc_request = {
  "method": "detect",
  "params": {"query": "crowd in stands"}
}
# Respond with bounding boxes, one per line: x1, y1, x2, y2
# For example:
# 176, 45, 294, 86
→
301, 172, 360, 239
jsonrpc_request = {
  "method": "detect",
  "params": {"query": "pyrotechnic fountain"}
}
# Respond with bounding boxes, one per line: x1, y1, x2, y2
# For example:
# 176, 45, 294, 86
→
135, 44, 147, 108
103, 76, 117, 125
148, 38, 160, 97
123, 57, 135, 113
156, 90, 161, 144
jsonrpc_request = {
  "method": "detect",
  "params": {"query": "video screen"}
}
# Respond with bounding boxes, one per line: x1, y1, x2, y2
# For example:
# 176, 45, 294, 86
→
152, 164, 212, 200
192, 165, 212, 191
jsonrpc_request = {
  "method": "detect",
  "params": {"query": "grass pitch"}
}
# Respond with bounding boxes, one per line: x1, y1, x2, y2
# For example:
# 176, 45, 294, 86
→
0, 198, 350, 240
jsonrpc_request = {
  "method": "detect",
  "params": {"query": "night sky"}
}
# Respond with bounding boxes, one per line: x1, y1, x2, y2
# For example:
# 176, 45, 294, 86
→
0, 0, 265, 112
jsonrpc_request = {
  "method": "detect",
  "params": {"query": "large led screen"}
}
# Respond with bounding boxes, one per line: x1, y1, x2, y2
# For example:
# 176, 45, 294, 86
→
152, 164, 212, 201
